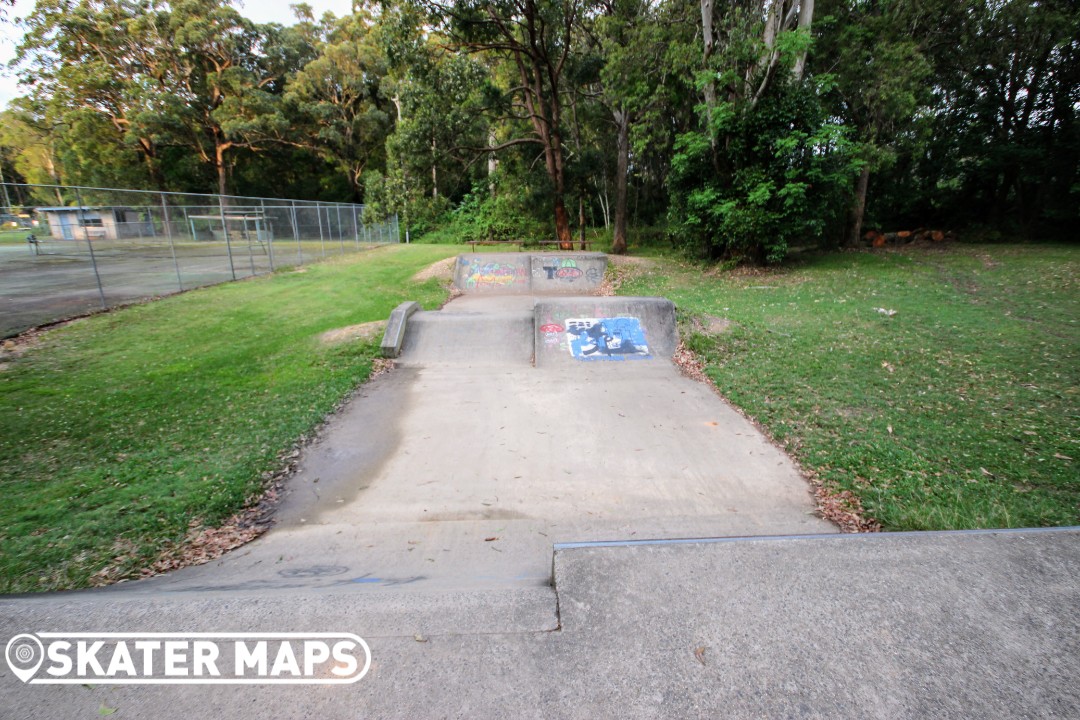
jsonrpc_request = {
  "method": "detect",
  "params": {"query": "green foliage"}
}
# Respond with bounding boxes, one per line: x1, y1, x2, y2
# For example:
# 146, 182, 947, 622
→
669, 82, 857, 263
442, 178, 547, 243
2, 0, 1077, 252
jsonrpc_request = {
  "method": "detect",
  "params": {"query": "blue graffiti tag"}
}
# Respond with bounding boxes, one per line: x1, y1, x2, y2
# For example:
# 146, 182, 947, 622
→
565, 317, 651, 361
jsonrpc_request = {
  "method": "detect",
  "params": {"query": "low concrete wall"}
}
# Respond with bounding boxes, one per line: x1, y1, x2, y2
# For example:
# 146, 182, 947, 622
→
380, 301, 422, 358
453, 253, 607, 295
533, 296, 678, 367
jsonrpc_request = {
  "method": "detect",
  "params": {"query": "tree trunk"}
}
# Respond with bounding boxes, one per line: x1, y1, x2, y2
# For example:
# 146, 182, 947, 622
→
488, 127, 498, 198
215, 141, 229, 202
611, 108, 630, 255
554, 197, 573, 250
431, 135, 438, 198
578, 195, 586, 250
847, 164, 870, 247
700, 0, 718, 164
792, 0, 814, 82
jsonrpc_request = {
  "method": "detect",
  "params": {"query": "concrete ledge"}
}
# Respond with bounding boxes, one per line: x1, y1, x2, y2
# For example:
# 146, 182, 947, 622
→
550, 528, 1080, 715
380, 301, 422, 358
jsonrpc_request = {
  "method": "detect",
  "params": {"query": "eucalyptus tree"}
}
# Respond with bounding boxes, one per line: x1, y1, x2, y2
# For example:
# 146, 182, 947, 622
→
15, 0, 171, 187
421, 0, 594, 249
285, 10, 393, 201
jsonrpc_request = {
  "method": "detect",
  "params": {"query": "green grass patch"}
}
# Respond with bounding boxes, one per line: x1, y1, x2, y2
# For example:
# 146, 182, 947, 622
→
0, 228, 34, 245
620, 244, 1079, 530
0, 244, 458, 593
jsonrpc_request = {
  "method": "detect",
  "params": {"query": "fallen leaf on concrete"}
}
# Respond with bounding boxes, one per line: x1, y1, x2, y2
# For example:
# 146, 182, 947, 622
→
484, 537, 499, 542
694, 646, 707, 666
414, 634, 428, 643
98, 703, 117, 716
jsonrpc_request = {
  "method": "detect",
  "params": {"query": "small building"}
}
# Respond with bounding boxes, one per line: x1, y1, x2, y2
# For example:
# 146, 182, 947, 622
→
36, 206, 154, 241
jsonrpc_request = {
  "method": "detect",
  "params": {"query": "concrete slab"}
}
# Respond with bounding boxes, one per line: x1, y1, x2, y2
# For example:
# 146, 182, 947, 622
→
3, 530, 1077, 718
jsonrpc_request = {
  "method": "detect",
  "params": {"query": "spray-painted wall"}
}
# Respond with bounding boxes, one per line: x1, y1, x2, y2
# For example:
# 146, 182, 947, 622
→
454, 253, 607, 295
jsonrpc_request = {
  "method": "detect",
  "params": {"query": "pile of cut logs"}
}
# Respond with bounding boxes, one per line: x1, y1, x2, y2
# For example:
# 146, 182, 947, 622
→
863, 229, 955, 247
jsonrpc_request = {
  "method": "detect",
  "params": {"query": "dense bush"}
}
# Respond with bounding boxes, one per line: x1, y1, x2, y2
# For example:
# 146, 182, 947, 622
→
668, 82, 857, 264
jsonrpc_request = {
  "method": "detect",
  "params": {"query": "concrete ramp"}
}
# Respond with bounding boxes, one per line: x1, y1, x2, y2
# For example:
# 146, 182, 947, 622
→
398, 309, 535, 366
454, 252, 607, 295
534, 296, 678, 368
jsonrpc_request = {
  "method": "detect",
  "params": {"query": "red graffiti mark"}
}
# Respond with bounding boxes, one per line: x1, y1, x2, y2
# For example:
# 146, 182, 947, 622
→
539, 323, 564, 334
555, 267, 583, 280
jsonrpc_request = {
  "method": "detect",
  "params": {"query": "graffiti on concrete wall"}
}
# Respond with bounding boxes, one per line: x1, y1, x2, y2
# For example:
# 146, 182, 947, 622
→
533, 257, 604, 284
564, 317, 651, 361
459, 258, 529, 289
539, 322, 564, 346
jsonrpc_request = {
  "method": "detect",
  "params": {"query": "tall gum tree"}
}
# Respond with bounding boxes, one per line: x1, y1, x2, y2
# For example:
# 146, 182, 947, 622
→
424, 0, 586, 249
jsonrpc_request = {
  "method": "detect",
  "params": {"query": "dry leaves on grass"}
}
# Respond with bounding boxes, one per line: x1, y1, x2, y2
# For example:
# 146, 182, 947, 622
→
673, 342, 709, 383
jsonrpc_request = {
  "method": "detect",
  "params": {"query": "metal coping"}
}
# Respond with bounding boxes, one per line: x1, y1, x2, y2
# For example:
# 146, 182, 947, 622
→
553, 525, 1080, 551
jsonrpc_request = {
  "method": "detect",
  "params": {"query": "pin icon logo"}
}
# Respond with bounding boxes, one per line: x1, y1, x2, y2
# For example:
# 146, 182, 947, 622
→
6, 634, 44, 683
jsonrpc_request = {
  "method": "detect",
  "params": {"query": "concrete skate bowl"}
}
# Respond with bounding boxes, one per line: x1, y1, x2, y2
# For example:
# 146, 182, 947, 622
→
453, 253, 607, 295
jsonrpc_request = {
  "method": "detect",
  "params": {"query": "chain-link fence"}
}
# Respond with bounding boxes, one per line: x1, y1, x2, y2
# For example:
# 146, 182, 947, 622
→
0, 183, 399, 338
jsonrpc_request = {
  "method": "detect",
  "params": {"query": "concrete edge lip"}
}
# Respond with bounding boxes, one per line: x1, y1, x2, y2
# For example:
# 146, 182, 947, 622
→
552, 525, 1080, 551
380, 300, 422, 358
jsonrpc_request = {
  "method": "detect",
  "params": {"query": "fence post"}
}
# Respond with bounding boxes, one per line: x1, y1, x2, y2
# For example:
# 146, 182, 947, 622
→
316, 201, 326, 257
218, 195, 237, 281
353, 206, 360, 249
243, 205, 256, 276
335, 205, 344, 254
160, 193, 183, 292
290, 202, 302, 265
261, 199, 275, 272
74, 187, 108, 310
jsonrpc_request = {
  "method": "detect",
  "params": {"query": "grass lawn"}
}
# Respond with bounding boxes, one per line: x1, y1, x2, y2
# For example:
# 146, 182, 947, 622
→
0, 244, 458, 593
619, 243, 1079, 531
0, 228, 34, 245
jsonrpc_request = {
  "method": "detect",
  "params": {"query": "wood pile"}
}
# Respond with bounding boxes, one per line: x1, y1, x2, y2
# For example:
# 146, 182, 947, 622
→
863, 228, 955, 247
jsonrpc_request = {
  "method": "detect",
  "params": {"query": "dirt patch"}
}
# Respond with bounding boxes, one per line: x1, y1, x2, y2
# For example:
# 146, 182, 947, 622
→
411, 256, 456, 283
689, 314, 734, 335
319, 320, 386, 346
0, 325, 54, 369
